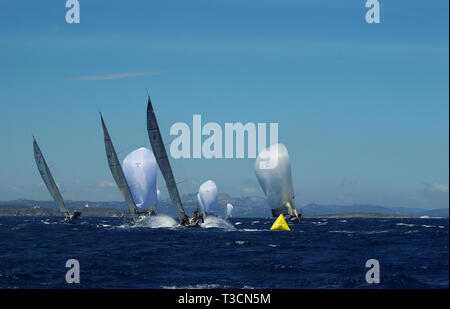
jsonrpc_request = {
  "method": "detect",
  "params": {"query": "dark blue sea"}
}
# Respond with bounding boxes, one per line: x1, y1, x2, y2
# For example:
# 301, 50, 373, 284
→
0, 216, 448, 289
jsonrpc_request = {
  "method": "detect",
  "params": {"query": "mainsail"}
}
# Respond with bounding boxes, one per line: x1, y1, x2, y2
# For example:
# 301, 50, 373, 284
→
100, 114, 139, 221
33, 137, 70, 218
146, 95, 186, 221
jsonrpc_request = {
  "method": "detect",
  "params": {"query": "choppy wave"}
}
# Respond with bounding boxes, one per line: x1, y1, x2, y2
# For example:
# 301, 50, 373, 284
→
235, 240, 248, 245
200, 216, 236, 230
136, 215, 178, 228
242, 228, 261, 232
396, 223, 416, 227
329, 230, 355, 234
115, 214, 178, 229
0, 217, 447, 289
312, 221, 328, 226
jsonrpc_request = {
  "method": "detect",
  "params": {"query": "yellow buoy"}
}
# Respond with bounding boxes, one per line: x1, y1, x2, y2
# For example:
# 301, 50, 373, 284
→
270, 214, 290, 231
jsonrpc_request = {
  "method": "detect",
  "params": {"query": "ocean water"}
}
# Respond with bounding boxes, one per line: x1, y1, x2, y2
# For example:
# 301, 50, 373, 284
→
0, 216, 448, 289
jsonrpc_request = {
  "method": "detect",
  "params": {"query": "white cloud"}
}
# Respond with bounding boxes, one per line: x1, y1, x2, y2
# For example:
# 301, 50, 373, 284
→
70, 71, 160, 81
431, 183, 449, 193
99, 181, 116, 188
243, 187, 256, 194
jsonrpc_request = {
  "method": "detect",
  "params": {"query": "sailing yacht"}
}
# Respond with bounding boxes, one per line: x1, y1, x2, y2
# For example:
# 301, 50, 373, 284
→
122, 147, 159, 216
255, 143, 301, 223
100, 114, 153, 223
226, 203, 234, 219
33, 137, 81, 222
197, 180, 219, 219
146, 94, 201, 227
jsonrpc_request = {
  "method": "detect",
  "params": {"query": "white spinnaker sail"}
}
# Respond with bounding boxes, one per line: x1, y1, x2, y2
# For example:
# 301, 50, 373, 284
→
226, 203, 234, 218
100, 114, 139, 220
198, 180, 219, 215
255, 143, 296, 218
33, 137, 70, 218
147, 96, 187, 221
122, 147, 158, 209
157, 188, 161, 205
197, 193, 205, 213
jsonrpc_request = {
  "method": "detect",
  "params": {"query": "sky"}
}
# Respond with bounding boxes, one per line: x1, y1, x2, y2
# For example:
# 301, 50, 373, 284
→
0, 0, 448, 209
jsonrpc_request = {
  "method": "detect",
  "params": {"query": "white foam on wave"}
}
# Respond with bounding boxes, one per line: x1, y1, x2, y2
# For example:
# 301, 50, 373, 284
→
329, 230, 355, 234
242, 228, 261, 232
200, 216, 236, 230
116, 215, 178, 229
312, 221, 328, 226
365, 230, 390, 234
137, 215, 178, 229
396, 223, 416, 227
40, 219, 58, 225
235, 240, 248, 245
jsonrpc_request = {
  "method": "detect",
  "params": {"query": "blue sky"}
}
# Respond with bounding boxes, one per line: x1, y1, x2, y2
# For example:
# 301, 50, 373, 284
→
0, 0, 448, 209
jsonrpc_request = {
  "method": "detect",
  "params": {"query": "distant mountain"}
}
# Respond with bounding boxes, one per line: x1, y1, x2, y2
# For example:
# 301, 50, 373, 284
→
0, 199, 126, 210
0, 205, 125, 217
0, 196, 448, 218
300, 203, 446, 217
420, 208, 449, 218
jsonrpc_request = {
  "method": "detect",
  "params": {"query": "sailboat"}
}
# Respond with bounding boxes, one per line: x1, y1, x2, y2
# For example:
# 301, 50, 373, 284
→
122, 147, 159, 217
255, 143, 301, 223
100, 114, 147, 223
226, 203, 234, 219
197, 180, 219, 218
33, 137, 81, 222
146, 94, 201, 227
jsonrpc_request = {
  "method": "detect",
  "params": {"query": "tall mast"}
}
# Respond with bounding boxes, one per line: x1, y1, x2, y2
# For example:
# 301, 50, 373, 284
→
33, 137, 71, 218
100, 114, 139, 221
146, 95, 187, 221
